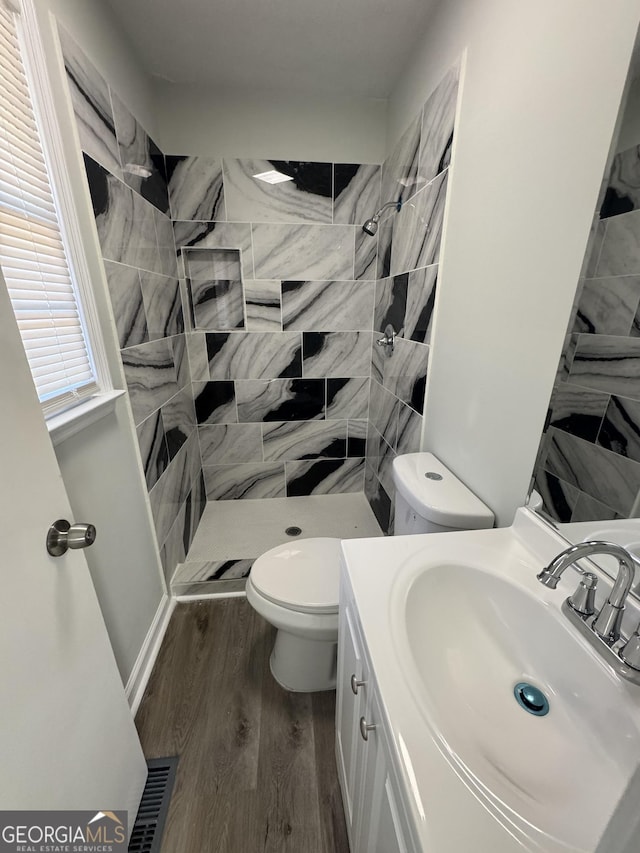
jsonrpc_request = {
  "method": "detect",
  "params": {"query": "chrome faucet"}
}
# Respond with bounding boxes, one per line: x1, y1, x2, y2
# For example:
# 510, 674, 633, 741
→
538, 541, 635, 643
537, 540, 640, 684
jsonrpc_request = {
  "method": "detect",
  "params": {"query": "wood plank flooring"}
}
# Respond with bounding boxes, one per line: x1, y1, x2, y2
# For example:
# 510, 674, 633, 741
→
135, 598, 350, 853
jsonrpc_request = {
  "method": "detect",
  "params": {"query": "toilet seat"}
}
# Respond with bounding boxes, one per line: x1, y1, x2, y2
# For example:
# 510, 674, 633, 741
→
249, 537, 341, 615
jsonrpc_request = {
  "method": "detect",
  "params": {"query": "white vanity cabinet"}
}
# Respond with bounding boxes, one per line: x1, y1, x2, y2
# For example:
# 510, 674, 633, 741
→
336, 579, 418, 853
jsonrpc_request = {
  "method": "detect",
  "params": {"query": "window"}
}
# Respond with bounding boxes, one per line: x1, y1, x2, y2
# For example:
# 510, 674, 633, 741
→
0, 0, 106, 418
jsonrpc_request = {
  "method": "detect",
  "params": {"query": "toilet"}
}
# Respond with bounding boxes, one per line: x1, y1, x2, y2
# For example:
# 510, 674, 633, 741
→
245, 452, 494, 692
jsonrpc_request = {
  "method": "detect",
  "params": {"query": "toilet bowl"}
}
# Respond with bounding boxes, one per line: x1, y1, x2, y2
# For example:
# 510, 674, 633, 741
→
246, 453, 495, 693
246, 538, 341, 692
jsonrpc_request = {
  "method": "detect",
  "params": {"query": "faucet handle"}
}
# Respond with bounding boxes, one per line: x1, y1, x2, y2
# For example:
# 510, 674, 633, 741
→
568, 571, 598, 618
619, 625, 640, 671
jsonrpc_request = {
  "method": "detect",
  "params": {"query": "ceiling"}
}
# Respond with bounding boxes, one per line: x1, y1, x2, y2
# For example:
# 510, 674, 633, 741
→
106, 0, 438, 99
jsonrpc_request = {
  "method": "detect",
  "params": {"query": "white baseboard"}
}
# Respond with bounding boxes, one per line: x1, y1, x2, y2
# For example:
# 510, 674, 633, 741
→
125, 594, 176, 717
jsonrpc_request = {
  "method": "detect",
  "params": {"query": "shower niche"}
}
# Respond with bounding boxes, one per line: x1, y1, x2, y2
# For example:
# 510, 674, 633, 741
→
183, 247, 245, 331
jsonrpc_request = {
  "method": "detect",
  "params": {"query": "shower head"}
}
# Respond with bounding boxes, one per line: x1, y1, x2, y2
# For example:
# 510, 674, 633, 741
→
362, 200, 402, 236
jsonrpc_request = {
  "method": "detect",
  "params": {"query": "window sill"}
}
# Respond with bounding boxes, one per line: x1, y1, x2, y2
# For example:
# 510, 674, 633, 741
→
47, 390, 125, 446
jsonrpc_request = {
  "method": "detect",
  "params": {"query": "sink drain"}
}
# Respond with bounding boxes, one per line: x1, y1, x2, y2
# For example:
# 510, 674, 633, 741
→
514, 682, 549, 716
285, 526, 302, 537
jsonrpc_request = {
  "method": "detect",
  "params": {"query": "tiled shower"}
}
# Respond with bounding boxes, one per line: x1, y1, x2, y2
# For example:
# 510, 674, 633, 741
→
58, 24, 460, 585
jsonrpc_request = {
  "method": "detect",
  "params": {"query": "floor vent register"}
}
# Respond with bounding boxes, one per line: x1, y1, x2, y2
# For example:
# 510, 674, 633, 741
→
128, 756, 178, 853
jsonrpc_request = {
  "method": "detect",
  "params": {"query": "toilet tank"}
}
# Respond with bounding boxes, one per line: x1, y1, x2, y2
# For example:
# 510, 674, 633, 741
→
392, 452, 494, 535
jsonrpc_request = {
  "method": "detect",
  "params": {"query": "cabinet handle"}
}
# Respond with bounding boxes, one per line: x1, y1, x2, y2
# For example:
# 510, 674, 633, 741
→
359, 716, 376, 741
351, 674, 366, 695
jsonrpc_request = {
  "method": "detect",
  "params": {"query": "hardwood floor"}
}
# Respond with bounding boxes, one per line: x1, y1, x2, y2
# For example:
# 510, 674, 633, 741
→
135, 598, 350, 853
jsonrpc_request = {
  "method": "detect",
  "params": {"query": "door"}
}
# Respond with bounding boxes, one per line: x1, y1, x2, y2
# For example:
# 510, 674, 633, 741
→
0, 272, 147, 822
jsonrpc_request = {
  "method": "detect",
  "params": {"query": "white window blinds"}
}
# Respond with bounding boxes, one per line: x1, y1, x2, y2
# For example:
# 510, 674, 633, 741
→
0, 2, 98, 415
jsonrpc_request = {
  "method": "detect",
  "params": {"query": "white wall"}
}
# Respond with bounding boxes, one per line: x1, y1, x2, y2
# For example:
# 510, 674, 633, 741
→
27, 0, 166, 685
390, 0, 640, 526
155, 82, 387, 162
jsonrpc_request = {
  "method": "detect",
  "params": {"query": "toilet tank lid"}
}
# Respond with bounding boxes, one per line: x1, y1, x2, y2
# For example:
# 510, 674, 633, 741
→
392, 453, 494, 529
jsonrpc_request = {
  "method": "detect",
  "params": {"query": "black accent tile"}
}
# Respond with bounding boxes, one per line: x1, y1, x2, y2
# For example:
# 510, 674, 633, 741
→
286, 458, 346, 496
268, 161, 332, 197
195, 381, 236, 424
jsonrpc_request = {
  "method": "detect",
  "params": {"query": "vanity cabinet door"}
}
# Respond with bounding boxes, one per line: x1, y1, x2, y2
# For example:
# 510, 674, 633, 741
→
357, 692, 411, 853
336, 601, 369, 838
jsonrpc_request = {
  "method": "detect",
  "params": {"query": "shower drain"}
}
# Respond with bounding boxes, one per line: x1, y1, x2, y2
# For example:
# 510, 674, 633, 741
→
285, 526, 302, 537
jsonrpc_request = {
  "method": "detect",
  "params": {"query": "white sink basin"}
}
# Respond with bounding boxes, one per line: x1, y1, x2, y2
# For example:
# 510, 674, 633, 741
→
384, 545, 640, 851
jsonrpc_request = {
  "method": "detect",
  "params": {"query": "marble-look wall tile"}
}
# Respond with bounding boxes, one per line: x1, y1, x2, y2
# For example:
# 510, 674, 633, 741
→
194, 381, 237, 424
149, 434, 199, 546
347, 420, 367, 457
532, 468, 581, 523
252, 223, 355, 280
376, 220, 394, 280
374, 273, 408, 334
153, 208, 179, 278
58, 27, 121, 178
568, 334, 640, 401
172, 559, 254, 584
172, 578, 247, 595
381, 115, 421, 205
365, 420, 383, 475
161, 388, 196, 459
166, 156, 226, 221
600, 144, 640, 219
103, 260, 147, 348
136, 410, 169, 491
236, 378, 325, 422
285, 458, 365, 496
184, 248, 244, 331
548, 382, 608, 443
405, 266, 438, 344
389, 170, 448, 276
174, 222, 253, 281
543, 427, 640, 516
596, 207, 640, 277
84, 154, 135, 267
112, 91, 168, 213
370, 379, 399, 449
418, 65, 459, 185
224, 159, 332, 223
282, 280, 374, 331
130, 192, 161, 274
244, 280, 282, 331
198, 423, 263, 465
396, 402, 423, 455
121, 337, 179, 425
365, 462, 392, 534
185, 332, 209, 381
206, 332, 302, 380
597, 395, 640, 463
382, 337, 429, 413
326, 377, 370, 420
262, 419, 348, 462
171, 330, 189, 389
302, 331, 370, 378
160, 503, 188, 586
571, 493, 621, 523
203, 462, 286, 500
333, 164, 381, 226
572, 276, 640, 336
140, 271, 183, 340
354, 228, 378, 280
